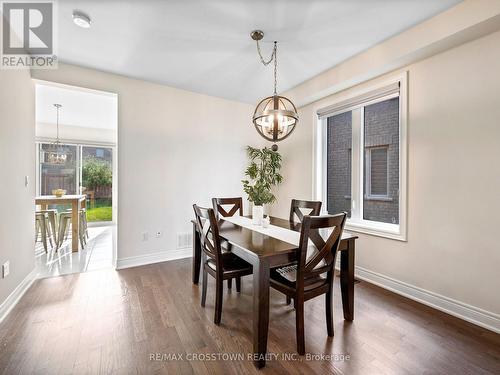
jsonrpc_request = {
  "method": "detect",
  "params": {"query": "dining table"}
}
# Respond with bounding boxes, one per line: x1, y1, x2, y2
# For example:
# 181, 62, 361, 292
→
191, 215, 358, 368
35, 194, 87, 252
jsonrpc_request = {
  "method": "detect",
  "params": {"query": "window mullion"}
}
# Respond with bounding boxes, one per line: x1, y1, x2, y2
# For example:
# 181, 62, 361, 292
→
321, 118, 328, 209
359, 107, 365, 222
350, 108, 362, 220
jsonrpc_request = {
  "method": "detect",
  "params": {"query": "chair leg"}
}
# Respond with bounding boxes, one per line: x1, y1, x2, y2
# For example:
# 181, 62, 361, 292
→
214, 277, 223, 325
79, 216, 86, 248
35, 219, 39, 243
45, 218, 54, 248
83, 212, 89, 239
80, 212, 87, 245
62, 218, 69, 248
235, 277, 241, 292
326, 289, 334, 337
58, 217, 68, 249
48, 212, 57, 248
286, 296, 291, 305
64, 218, 70, 241
39, 218, 48, 253
227, 278, 232, 289
295, 297, 305, 355
79, 228, 85, 249
201, 268, 207, 308
57, 218, 63, 248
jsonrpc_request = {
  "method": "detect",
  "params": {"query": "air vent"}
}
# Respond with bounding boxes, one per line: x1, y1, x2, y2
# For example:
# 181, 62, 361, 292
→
176, 232, 192, 249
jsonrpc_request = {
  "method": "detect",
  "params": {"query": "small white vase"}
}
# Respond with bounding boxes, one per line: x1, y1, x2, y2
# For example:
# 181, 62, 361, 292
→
252, 205, 264, 225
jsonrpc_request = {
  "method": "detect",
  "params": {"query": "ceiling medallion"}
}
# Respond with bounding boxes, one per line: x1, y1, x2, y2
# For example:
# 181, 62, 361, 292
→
251, 30, 298, 151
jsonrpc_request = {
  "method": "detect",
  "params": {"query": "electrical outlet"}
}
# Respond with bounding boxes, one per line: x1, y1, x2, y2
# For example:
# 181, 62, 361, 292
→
2, 261, 9, 278
155, 231, 162, 238
142, 232, 148, 241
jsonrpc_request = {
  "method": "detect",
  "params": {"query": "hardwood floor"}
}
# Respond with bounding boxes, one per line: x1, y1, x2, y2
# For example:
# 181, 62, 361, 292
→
0, 258, 499, 374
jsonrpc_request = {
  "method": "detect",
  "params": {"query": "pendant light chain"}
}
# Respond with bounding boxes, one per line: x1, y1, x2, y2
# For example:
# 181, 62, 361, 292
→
54, 103, 62, 145
56, 105, 60, 142
256, 40, 278, 94
273, 42, 277, 95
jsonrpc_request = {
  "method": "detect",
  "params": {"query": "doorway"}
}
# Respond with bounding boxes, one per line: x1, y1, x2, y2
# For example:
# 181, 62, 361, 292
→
34, 81, 118, 278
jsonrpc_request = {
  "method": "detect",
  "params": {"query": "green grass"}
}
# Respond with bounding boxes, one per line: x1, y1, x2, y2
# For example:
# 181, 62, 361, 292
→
86, 206, 112, 222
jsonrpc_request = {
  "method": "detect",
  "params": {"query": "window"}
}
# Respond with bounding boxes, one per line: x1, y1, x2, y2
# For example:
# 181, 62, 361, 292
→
39, 144, 78, 195
37, 143, 114, 222
326, 111, 352, 217
316, 74, 407, 240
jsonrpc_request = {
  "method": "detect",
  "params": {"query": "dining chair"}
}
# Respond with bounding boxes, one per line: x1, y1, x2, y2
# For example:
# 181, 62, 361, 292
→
36, 209, 58, 248
270, 212, 347, 355
58, 209, 88, 250
285, 199, 323, 304
35, 212, 52, 253
212, 197, 243, 218
212, 197, 243, 290
193, 204, 253, 325
289, 199, 322, 223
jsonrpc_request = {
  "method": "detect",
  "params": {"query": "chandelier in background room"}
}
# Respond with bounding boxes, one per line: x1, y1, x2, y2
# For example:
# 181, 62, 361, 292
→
42, 104, 70, 165
251, 30, 298, 151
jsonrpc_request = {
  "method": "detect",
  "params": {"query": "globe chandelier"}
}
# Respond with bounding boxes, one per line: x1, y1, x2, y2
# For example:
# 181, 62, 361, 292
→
251, 30, 298, 151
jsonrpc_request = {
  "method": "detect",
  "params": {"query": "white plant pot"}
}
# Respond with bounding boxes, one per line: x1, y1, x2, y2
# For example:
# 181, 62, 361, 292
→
252, 205, 264, 225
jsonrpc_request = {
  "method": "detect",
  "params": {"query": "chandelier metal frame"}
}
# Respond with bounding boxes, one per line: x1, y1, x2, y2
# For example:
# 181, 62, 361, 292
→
251, 30, 298, 151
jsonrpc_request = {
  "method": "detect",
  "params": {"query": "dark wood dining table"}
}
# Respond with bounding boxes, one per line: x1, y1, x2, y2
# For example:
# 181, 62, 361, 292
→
191, 215, 358, 368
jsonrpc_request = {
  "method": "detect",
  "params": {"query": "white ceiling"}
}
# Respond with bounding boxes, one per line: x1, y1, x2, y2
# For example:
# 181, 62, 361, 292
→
57, 0, 462, 103
36, 84, 117, 129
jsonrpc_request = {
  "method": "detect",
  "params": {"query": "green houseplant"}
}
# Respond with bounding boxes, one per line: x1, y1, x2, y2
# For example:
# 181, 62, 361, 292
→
242, 146, 283, 224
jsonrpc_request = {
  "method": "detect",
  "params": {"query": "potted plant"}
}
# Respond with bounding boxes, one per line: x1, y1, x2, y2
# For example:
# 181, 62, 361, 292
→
242, 146, 283, 225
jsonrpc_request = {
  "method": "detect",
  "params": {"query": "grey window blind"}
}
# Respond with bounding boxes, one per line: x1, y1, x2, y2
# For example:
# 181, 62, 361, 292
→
317, 82, 400, 119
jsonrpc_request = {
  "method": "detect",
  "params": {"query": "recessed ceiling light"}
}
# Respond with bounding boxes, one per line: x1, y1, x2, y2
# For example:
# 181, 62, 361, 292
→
73, 11, 91, 29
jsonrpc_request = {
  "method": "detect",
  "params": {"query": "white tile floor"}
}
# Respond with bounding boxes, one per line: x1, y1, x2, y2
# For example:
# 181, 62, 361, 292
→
35, 225, 115, 279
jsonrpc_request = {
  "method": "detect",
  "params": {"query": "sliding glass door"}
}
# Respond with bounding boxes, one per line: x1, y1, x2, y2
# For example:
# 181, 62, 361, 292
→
39, 144, 78, 195
37, 142, 114, 223
81, 146, 113, 222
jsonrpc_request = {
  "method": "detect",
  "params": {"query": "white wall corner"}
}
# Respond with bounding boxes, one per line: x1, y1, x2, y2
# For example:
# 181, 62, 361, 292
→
116, 248, 192, 270
335, 259, 500, 334
0, 268, 38, 324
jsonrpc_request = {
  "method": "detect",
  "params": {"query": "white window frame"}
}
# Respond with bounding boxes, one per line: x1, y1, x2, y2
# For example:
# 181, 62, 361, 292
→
314, 72, 408, 241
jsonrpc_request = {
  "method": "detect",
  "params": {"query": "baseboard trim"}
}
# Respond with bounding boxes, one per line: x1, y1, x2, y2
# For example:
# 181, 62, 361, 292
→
354, 265, 500, 334
116, 248, 192, 270
0, 268, 37, 324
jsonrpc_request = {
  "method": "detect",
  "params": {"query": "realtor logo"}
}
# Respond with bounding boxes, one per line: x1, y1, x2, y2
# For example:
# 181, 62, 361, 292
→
1, 1, 57, 68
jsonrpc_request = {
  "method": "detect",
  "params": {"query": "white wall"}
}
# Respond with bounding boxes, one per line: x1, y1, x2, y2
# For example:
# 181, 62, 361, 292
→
271, 26, 500, 324
0, 68, 36, 309
32, 64, 263, 266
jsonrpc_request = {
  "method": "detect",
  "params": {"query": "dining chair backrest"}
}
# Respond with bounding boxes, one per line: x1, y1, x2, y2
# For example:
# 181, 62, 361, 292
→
212, 197, 243, 218
296, 212, 347, 284
289, 199, 322, 223
193, 204, 223, 269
